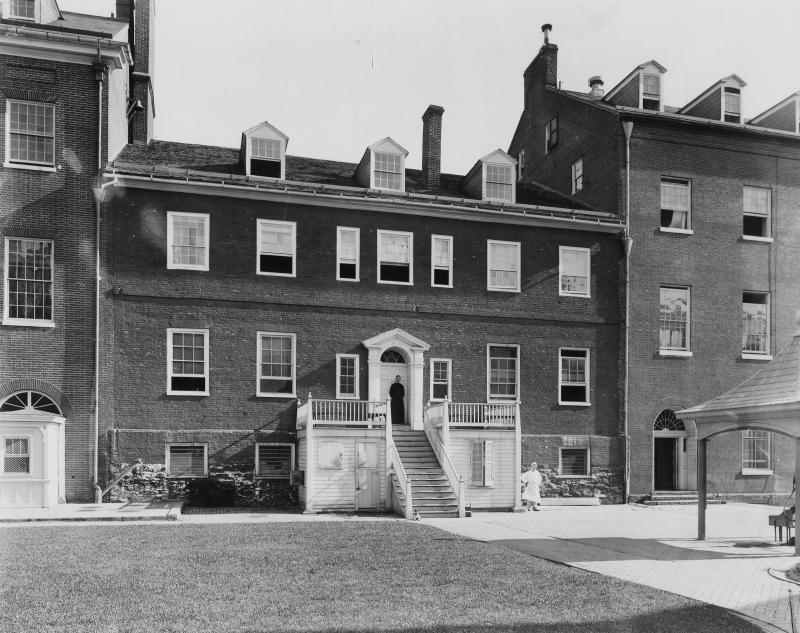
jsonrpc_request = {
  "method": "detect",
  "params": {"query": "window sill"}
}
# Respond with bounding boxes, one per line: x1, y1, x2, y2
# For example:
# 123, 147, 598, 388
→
3, 162, 57, 173
166, 391, 209, 397
741, 469, 773, 476
741, 353, 772, 361
336, 278, 360, 283
335, 394, 359, 400
256, 393, 297, 399
558, 401, 591, 407
557, 474, 591, 479
659, 350, 693, 357
167, 264, 209, 272
559, 292, 591, 299
487, 287, 521, 293
257, 271, 295, 278
377, 280, 413, 286
2, 319, 55, 328
431, 284, 453, 289
741, 235, 773, 243
659, 227, 694, 235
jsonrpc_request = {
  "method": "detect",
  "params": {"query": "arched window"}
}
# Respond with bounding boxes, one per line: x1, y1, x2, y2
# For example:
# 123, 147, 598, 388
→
653, 409, 685, 431
380, 350, 406, 364
0, 391, 61, 415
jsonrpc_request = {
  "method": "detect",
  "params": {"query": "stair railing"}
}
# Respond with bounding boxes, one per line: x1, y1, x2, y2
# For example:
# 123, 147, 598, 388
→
388, 441, 413, 520
424, 399, 465, 518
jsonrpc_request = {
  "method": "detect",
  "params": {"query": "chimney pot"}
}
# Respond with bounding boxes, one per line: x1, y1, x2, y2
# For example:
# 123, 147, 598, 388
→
588, 75, 605, 97
421, 105, 444, 189
541, 23, 552, 44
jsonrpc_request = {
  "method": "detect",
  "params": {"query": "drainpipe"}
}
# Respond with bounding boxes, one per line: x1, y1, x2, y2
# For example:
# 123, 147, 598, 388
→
621, 120, 634, 502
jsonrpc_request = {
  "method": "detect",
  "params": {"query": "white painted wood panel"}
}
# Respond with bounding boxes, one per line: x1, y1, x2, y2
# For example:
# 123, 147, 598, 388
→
451, 430, 516, 509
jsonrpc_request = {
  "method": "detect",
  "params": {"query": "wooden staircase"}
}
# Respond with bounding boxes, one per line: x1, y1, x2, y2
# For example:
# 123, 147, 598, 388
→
391, 428, 459, 518
644, 491, 725, 506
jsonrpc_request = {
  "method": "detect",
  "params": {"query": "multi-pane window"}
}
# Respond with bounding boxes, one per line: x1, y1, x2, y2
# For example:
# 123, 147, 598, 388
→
742, 430, 771, 473
167, 212, 209, 270
3, 438, 30, 474
8, 101, 54, 166
257, 220, 295, 276
642, 74, 660, 110
167, 329, 209, 395
742, 293, 769, 356
4, 237, 53, 325
431, 235, 453, 288
559, 349, 589, 405
166, 444, 207, 477
336, 354, 359, 399
9, 0, 35, 19
571, 158, 583, 193
374, 152, 403, 190
471, 440, 494, 487
488, 345, 518, 401
545, 117, 558, 153
487, 240, 520, 292
336, 227, 359, 281
377, 230, 412, 284
660, 179, 690, 230
257, 333, 296, 397
659, 286, 690, 352
430, 359, 451, 401
319, 440, 344, 469
724, 88, 741, 123
485, 163, 513, 201
249, 138, 282, 178
743, 186, 771, 238
560, 448, 589, 476
256, 443, 295, 479
559, 246, 590, 297
252, 138, 280, 160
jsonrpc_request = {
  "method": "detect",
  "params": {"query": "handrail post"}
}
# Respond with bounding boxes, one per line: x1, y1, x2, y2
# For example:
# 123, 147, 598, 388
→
405, 477, 413, 520
457, 477, 465, 518
442, 397, 450, 452
305, 394, 315, 513
514, 399, 523, 512
385, 397, 393, 512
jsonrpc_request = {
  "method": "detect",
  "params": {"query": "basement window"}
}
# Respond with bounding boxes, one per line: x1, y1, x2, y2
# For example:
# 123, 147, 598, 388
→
166, 444, 207, 477
256, 443, 295, 479
560, 447, 589, 477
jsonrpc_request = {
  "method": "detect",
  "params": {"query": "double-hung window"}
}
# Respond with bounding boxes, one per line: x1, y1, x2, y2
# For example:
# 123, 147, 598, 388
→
660, 179, 690, 231
742, 186, 771, 239
166, 444, 207, 477
250, 138, 282, 178
256, 443, 295, 479
559, 349, 589, 405
257, 332, 296, 397
471, 440, 494, 487
374, 152, 403, 190
485, 163, 513, 201
659, 286, 690, 354
430, 358, 451, 401
742, 430, 771, 474
545, 117, 558, 153
487, 240, 520, 292
7, 100, 54, 168
571, 158, 583, 193
167, 212, 209, 270
560, 448, 589, 476
742, 293, 769, 357
559, 246, 590, 297
4, 237, 53, 326
487, 345, 518, 401
257, 220, 295, 276
336, 227, 359, 281
642, 74, 660, 111
2, 437, 30, 474
167, 329, 209, 395
9, 0, 35, 20
377, 230, 412, 285
336, 353, 359, 399
431, 235, 452, 288
724, 88, 741, 123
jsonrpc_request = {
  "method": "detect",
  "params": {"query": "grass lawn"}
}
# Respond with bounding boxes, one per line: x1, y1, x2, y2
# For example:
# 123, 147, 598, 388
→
0, 520, 760, 633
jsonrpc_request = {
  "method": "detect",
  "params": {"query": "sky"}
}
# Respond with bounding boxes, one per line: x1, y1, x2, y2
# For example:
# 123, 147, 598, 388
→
62, 0, 799, 175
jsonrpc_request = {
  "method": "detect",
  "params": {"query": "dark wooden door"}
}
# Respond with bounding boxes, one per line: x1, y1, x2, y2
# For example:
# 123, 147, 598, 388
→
654, 437, 676, 490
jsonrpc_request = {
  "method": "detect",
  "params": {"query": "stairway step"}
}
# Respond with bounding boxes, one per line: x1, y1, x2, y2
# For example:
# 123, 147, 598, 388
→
417, 511, 459, 518
643, 500, 725, 506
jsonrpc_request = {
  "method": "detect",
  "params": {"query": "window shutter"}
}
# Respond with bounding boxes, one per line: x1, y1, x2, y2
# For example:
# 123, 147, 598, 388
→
483, 441, 494, 486
257, 444, 292, 479
169, 445, 205, 477
471, 442, 483, 485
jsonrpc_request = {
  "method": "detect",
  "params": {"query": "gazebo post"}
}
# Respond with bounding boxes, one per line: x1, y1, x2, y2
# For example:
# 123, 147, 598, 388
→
697, 438, 707, 541
795, 438, 800, 556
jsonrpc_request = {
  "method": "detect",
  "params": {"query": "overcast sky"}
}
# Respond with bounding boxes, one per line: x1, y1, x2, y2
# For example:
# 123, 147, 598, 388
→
63, 0, 798, 174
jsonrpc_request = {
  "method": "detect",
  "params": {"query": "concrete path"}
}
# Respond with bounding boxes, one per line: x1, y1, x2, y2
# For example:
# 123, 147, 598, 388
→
426, 503, 800, 633
0, 501, 182, 522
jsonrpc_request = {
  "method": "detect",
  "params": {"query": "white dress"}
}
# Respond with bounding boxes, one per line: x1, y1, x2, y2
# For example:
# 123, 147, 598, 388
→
521, 469, 542, 504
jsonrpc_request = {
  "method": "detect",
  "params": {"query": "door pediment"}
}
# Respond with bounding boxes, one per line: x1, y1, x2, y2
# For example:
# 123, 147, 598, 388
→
362, 328, 430, 352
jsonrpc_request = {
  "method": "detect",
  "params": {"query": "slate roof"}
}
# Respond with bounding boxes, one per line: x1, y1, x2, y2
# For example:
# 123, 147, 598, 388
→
111, 140, 600, 213
1, 11, 127, 38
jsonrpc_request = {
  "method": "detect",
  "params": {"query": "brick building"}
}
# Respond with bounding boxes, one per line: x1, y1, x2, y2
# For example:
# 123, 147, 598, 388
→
509, 25, 800, 501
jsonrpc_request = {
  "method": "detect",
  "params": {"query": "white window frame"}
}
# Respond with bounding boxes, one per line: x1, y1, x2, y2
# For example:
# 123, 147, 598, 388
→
165, 443, 208, 478
256, 219, 296, 277
3, 236, 55, 327
723, 88, 742, 123
486, 344, 520, 402
483, 162, 515, 202
377, 230, 413, 286
429, 358, 452, 402
255, 443, 295, 479
641, 73, 661, 110
336, 353, 360, 400
559, 447, 590, 478
558, 348, 590, 406
7, 0, 36, 21
559, 246, 590, 298
470, 440, 494, 487
166, 328, 210, 396
372, 151, 404, 192
5, 99, 56, 171
659, 286, 692, 357
571, 158, 583, 193
742, 186, 773, 242
487, 240, 521, 293
741, 430, 772, 475
257, 332, 297, 398
660, 178, 692, 234
166, 212, 209, 271
336, 227, 360, 282
1, 434, 32, 475
742, 292, 771, 360
430, 235, 453, 289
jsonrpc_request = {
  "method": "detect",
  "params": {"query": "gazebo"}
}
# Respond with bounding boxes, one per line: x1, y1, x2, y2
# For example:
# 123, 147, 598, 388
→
677, 318, 800, 555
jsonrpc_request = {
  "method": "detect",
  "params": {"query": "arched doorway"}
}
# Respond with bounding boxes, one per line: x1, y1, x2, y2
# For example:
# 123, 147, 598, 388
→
380, 349, 408, 424
653, 409, 688, 491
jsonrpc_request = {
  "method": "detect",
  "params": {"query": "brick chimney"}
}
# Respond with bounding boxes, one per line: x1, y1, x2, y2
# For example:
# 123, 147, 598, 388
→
523, 24, 559, 105
421, 105, 444, 189
119, 0, 155, 144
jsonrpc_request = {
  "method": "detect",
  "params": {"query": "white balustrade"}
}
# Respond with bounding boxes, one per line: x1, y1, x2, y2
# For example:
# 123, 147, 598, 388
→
309, 399, 387, 427
448, 402, 517, 427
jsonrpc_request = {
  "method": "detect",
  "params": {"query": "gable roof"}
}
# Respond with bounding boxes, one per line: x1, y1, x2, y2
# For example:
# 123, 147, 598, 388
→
678, 74, 747, 115
604, 60, 667, 102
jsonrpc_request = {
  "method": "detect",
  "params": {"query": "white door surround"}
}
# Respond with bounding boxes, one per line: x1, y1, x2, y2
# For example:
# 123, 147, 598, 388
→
363, 328, 430, 430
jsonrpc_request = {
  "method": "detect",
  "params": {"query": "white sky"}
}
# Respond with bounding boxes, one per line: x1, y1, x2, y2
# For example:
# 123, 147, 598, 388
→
62, 0, 798, 174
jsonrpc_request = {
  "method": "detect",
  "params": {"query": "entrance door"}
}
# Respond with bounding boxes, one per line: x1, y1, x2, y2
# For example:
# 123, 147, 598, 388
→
380, 360, 408, 424
653, 437, 677, 490
356, 441, 379, 510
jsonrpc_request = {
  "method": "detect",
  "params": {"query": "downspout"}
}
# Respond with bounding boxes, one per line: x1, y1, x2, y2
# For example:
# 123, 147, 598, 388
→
621, 120, 634, 502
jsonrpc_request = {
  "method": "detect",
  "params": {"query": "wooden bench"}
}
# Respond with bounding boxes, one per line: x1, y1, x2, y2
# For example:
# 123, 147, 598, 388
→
769, 508, 794, 543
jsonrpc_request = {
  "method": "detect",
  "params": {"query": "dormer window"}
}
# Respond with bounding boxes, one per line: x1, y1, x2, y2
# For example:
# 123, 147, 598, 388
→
724, 88, 741, 123
461, 149, 516, 203
9, 0, 35, 20
374, 152, 402, 190
642, 74, 660, 111
241, 121, 288, 179
354, 138, 408, 192
485, 163, 513, 201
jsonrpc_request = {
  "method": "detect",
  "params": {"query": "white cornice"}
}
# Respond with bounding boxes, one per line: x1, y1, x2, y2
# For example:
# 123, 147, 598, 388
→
107, 174, 624, 234
0, 31, 130, 68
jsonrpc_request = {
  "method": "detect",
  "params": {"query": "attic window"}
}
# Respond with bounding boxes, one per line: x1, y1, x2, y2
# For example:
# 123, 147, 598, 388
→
250, 138, 282, 178
9, 0, 35, 20
724, 88, 741, 123
374, 152, 403, 190
642, 74, 660, 111
485, 163, 513, 201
